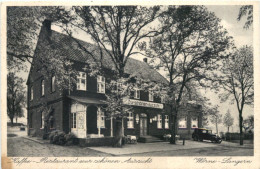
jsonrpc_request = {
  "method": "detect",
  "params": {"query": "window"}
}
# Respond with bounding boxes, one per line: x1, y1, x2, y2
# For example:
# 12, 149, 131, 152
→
41, 112, 44, 128
97, 108, 105, 128
149, 90, 154, 101
134, 89, 140, 99
70, 103, 86, 129
51, 75, 55, 92
191, 117, 198, 128
97, 75, 105, 93
178, 116, 187, 128
157, 114, 162, 128
77, 72, 87, 90
165, 115, 169, 129
30, 86, 33, 101
127, 112, 134, 128
41, 80, 45, 96
71, 113, 77, 128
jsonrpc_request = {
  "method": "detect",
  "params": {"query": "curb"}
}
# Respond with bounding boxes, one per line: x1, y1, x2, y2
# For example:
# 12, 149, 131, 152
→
22, 136, 47, 144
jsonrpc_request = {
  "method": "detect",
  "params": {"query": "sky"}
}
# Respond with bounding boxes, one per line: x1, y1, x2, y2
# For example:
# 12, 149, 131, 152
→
200, 5, 253, 133
14, 5, 254, 133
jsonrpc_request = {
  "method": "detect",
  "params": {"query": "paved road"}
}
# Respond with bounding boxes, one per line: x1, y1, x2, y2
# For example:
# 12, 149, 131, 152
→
7, 137, 112, 157
122, 145, 253, 156
7, 127, 253, 157
7, 136, 253, 157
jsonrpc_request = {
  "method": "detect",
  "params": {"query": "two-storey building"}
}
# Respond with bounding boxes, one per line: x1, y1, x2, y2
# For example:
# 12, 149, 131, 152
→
27, 20, 202, 143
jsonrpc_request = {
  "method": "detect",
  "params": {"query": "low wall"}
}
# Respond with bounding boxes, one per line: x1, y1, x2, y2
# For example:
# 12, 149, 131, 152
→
79, 137, 114, 147
223, 133, 254, 140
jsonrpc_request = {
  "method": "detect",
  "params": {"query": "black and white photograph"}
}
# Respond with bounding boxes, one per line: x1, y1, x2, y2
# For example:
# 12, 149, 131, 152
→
1, 1, 259, 169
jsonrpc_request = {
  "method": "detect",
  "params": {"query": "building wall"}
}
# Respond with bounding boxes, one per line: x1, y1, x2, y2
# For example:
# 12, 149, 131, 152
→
27, 20, 202, 139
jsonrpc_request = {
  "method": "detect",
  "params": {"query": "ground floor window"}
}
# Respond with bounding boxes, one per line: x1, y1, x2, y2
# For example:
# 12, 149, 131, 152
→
191, 117, 198, 128
165, 115, 169, 129
127, 112, 134, 128
71, 103, 86, 129
178, 116, 187, 128
157, 114, 162, 128
41, 112, 44, 128
71, 113, 77, 128
97, 108, 105, 128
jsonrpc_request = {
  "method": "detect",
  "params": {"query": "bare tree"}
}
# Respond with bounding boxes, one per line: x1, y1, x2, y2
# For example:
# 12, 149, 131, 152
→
223, 109, 234, 133
7, 72, 26, 126
58, 6, 162, 147
140, 6, 233, 144
217, 46, 253, 145
209, 106, 222, 135
237, 5, 253, 29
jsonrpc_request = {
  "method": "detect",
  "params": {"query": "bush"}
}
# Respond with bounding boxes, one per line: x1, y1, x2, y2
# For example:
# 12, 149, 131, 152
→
49, 130, 78, 146
64, 133, 78, 146
49, 130, 66, 145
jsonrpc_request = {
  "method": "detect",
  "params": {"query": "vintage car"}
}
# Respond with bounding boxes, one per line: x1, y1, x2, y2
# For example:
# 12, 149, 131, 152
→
192, 128, 222, 143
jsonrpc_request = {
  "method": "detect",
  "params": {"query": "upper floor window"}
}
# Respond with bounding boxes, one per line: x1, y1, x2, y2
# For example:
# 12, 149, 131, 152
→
51, 75, 55, 92
97, 108, 105, 128
148, 90, 154, 101
157, 114, 162, 129
134, 89, 140, 99
30, 86, 33, 101
127, 112, 134, 128
178, 116, 187, 128
41, 80, 45, 96
165, 115, 169, 129
77, 72, 87, 90
97, 75, 105, 93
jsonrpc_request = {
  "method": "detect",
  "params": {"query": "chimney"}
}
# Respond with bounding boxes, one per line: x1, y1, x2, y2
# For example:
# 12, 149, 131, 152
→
42, 19, 52, 36
143, 58, 148, 63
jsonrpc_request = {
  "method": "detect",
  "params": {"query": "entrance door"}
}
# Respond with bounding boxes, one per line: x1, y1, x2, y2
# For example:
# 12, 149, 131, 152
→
140, 114, 147, 136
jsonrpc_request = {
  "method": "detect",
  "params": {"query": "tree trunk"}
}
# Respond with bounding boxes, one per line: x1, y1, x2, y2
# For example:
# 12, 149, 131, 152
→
113, 117, 123, 147
170, 107, 177, 144
16, 117, 18, 124
227, 126, 229, 133
239, 111, 244, 145
216, 121, 218, 135
10, 118, 14, 127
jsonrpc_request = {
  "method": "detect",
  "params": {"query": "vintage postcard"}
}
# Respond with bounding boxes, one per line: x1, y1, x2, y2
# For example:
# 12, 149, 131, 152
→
1, 0, 259, 169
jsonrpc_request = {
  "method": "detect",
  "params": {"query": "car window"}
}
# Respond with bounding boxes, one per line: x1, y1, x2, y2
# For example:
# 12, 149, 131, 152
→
202, 130, 207, 133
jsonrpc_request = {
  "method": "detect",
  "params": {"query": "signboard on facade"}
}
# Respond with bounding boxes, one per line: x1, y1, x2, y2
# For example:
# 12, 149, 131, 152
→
123, 98, 163, 109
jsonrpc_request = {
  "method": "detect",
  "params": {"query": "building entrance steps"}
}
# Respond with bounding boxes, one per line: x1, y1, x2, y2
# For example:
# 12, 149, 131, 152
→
138, 135, 164, 143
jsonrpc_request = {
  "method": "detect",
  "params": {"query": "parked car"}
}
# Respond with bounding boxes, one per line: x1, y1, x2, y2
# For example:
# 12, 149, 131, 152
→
192, 128, 222, 143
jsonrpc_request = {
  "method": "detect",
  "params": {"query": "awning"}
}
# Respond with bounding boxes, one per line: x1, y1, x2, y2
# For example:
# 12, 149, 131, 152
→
68, 96, 106, 105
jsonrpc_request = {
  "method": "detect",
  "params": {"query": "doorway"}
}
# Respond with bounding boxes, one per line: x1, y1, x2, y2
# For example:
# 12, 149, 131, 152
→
139, 113, 147, 136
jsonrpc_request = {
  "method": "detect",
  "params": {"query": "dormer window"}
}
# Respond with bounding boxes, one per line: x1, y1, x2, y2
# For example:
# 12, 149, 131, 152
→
97, 75, 105, 93
148, 90, 154, 101
134, 89, 140, 99
77, 72, 87, 91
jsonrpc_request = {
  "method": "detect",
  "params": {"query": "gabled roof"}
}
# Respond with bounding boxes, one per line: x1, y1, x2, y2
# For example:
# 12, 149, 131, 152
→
27, 25, 168, 85
49, 30, 168, 84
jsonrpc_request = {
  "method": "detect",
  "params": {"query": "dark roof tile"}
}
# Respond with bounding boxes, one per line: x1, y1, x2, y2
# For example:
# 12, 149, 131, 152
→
50, 30, 168, 84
